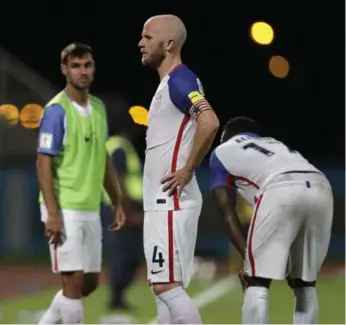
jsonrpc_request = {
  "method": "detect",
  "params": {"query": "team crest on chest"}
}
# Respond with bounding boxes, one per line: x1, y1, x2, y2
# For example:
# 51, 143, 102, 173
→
150, 93, 162, 112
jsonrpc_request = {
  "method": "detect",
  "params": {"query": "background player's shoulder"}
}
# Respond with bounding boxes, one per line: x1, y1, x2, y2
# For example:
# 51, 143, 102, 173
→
40, 103, 65, 127
215, 141, 229, 157
45, 91, 66, 109
43, 103, 65, 116
216, 138, 240, 159
88, 94, 105, 107
89, 94, 108, 118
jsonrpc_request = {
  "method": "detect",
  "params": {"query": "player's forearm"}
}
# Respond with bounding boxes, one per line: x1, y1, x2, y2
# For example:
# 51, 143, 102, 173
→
117, 174, 136, 214
224, 213, 247, 258
36, 154, 59, 216
104, 154, 123, 207
212, 187, 246, 258
185, 116, 219, 172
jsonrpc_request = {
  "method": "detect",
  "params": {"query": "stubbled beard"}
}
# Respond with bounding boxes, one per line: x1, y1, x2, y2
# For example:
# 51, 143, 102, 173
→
143, 49, 165, 68
70, 81, 90, 91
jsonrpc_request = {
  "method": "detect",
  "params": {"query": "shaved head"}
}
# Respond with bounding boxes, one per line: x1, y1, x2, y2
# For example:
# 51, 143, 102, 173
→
145, 15, 187, 51
138, 14, 187, 68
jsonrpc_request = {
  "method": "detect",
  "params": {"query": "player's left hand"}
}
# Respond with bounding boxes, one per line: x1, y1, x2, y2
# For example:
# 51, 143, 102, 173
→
109, 205, 127, 231
161, 167, 193, 197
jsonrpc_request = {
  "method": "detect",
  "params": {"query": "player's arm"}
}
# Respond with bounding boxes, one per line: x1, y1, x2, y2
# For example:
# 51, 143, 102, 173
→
110, 149, 132, 209
186, 104, 219, 173
102, 106, 123, 207
104, 154, 127, 230
209, 150, 247, 258
112, 149, 128, 197
111, 149, 140, 225
36, 104, 65, 217
104, 153, 123, 207
169, 75, 220, 173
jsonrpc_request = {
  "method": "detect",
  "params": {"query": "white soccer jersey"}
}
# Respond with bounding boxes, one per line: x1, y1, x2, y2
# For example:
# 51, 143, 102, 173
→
210, 133, 321, 206
143, 65, 210, 211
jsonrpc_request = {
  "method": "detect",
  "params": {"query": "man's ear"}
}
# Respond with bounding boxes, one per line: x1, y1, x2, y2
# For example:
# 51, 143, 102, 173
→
165, 39, 174, 52
61, 63, 67, 76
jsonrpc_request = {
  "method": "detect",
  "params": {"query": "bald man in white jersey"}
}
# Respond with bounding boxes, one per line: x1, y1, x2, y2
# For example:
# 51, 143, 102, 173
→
210, 117, 333, 324
138, 15, 220, 324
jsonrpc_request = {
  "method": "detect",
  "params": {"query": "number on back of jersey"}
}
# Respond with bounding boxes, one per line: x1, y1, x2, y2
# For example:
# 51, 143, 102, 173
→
243, 142, 275, 156
242, 140, 298, 157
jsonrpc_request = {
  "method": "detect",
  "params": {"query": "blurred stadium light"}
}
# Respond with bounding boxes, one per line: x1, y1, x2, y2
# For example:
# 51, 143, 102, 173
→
0, 104, 43, 129
0, 104, 19, 125
269, 55, 290, 78
250, 21, 274, 45
20, 104, 43, 129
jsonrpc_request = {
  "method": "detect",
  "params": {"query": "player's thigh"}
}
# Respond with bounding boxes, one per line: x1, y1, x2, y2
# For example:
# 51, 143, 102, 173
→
174, 206, 201, 288
83, 216, 102, 274
143, 211, 171, 283
244, 191, 301, 280
143, 207, 201, 287
49, 212, 84, 273
290, 185, 333, 281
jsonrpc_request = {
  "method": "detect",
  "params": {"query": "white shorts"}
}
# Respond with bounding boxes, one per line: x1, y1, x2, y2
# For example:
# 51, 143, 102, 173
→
144, 206, 201, 288
243, 175, 333, 282
41, 205, 102, 274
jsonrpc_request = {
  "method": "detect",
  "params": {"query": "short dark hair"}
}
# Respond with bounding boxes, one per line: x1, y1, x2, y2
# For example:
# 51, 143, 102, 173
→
61, 43, 93, 64
222, 116, 261, 142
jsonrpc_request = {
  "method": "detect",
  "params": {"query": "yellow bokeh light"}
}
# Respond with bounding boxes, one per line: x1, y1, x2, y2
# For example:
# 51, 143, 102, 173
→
129, 105, 149, 126
20, 103, 43, 129
269, 55, 290, 78
0, 104, 19, 125
250, 21, 274, 45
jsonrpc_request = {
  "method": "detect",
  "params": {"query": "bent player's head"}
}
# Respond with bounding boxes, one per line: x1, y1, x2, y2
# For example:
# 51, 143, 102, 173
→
138, 15, 187, 68
60, 43, 95, 91
221, 116, 261, 143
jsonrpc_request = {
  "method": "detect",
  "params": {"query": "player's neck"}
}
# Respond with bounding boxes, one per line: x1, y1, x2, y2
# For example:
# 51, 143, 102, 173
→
157, 57, 182, 80
65, 84, 89, 108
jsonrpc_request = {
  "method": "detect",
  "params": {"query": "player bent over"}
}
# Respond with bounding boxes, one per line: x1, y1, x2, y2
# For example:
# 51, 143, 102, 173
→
210, 116, 333, 324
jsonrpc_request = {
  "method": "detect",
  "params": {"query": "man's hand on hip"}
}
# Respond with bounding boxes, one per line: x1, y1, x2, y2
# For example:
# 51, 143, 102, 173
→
161, 167, 193, 197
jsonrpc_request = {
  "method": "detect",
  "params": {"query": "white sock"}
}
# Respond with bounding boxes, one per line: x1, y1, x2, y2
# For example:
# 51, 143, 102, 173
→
154, 294, 171, 324
59, 294, 83, 324
242, 286, 268, 324
38, 290, 62, 324
158, 286, 202, 324
294, 287, 318, 324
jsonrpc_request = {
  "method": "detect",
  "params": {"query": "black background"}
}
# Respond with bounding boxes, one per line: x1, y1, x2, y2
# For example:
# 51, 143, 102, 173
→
1, 2, 344, 163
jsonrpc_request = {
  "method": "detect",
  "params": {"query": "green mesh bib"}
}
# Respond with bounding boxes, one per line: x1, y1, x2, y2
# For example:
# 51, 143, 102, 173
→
39, 91, 107, 210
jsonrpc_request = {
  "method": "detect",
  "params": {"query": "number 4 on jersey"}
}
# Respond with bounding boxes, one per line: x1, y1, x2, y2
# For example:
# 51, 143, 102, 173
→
152, 245, 165, 268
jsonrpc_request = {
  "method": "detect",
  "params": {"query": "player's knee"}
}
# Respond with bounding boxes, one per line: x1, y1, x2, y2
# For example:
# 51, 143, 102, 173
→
82, 273, 100, 297
287, 277, 316, 289
244, 275, 271, 289
152, 282, 180, 295
61, 271, 84, 299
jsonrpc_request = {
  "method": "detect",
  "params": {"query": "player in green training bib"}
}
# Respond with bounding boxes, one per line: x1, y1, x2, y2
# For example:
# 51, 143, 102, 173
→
37, 43, 126, 324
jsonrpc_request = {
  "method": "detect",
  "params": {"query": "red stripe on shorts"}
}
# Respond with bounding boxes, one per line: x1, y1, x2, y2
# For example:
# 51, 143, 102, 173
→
247, 194, 263, 276
168, 210, 174, 282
